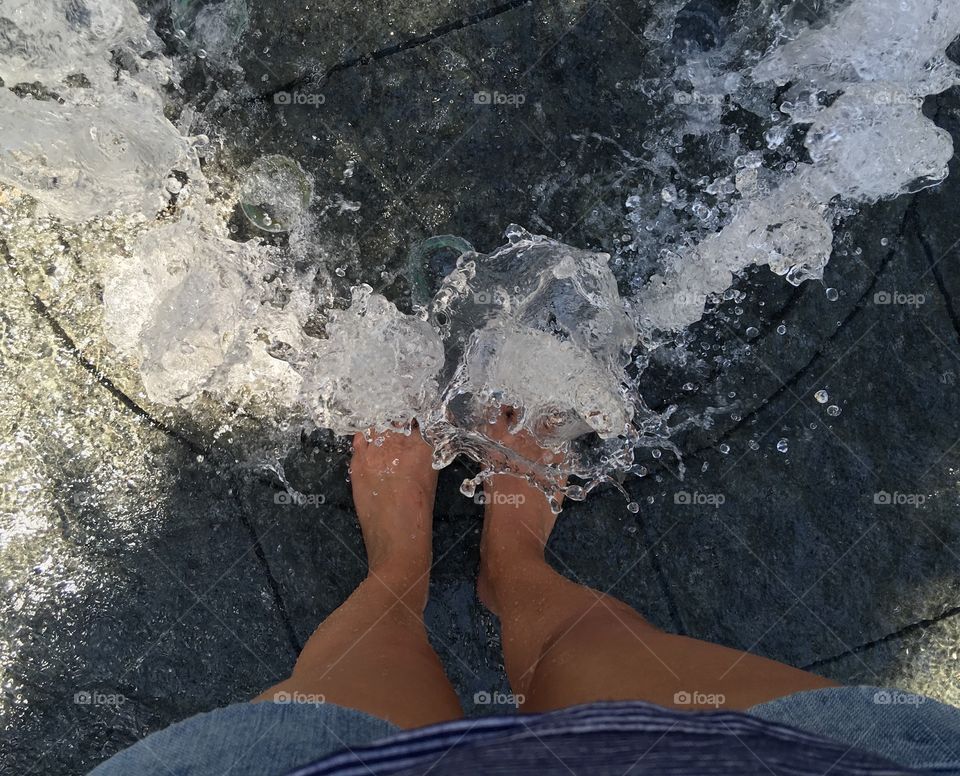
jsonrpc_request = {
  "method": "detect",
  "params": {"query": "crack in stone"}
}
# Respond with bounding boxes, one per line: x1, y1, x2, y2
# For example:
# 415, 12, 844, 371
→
1, 242, 208, 457
801, 603, 960, 671
912, 199, 960, 343
2, 241, 305, 656
675, 199, 913, 463
263, 0, 534, 100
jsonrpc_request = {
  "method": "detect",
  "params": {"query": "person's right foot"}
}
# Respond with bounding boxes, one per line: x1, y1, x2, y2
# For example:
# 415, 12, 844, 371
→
350, 423, 438, 608
477, 407, 565, 615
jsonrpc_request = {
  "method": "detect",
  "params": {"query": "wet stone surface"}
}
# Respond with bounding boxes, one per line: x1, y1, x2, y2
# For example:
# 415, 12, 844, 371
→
3, 1, 960, 774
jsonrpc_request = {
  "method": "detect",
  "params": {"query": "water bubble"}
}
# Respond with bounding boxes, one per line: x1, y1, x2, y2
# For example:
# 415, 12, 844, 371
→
651, 449, 662, 459
627, 501, 640, 513
719, 443, 730, 454
826, 404, 842, 417
825, 288, 839, 301
238, 155, 314, 233
814, 389, 829, 403
748, 439, 760, 451
776, 324, 787, 335
776, 438, 789, 453
880, 237, 890, 246
746, 326, 759, 337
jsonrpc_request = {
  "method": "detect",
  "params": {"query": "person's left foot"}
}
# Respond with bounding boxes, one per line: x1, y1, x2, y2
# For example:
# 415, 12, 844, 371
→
350, 423, 438, 604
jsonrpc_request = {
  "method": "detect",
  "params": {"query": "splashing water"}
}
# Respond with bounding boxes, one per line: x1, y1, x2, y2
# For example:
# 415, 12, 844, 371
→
636, 0, 958, 337
1, 0, 959, 506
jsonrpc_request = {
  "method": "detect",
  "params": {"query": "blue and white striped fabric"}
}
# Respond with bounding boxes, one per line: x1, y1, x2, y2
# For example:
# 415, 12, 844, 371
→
91, 688, 960, 774
289, 701, 916, 776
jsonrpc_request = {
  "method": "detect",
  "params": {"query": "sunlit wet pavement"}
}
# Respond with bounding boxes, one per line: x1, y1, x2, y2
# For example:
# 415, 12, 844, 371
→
2, 1, 960, 772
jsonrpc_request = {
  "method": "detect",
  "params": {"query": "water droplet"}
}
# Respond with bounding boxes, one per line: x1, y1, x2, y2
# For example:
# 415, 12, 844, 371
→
748, 439, 759, 451
746, 326, 759, 337
880, 237, 890, 246
776, 324, 787, 335
627, 501, 640, 513
651, 449, 662, 459
814, 389, 829, 403
826, 404, 841, 417
719, 443, 730, 454
825, 288, 839, 301
776, 438, 789, 453
682, 382, 696, 391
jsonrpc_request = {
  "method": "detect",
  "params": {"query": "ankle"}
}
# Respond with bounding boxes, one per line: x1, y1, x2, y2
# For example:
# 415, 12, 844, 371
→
365, 561, 430, 606
479, 528, 551, 596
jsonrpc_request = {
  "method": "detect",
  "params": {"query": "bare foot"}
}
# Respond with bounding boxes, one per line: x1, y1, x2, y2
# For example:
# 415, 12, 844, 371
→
350, 423, 438, 607
477, 407, 566, 615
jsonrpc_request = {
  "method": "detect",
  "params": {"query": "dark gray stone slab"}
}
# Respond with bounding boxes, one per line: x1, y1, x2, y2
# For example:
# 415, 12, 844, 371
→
208, 0, 666, 297
816, 612, 960, 709
631, 199, 960, 668
235, 0, 513, 93
0, 270, 296, 775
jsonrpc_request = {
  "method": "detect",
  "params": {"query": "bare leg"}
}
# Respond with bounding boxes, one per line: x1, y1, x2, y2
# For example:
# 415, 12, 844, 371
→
478, 410, 837, 713
256, 426, 463, 729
